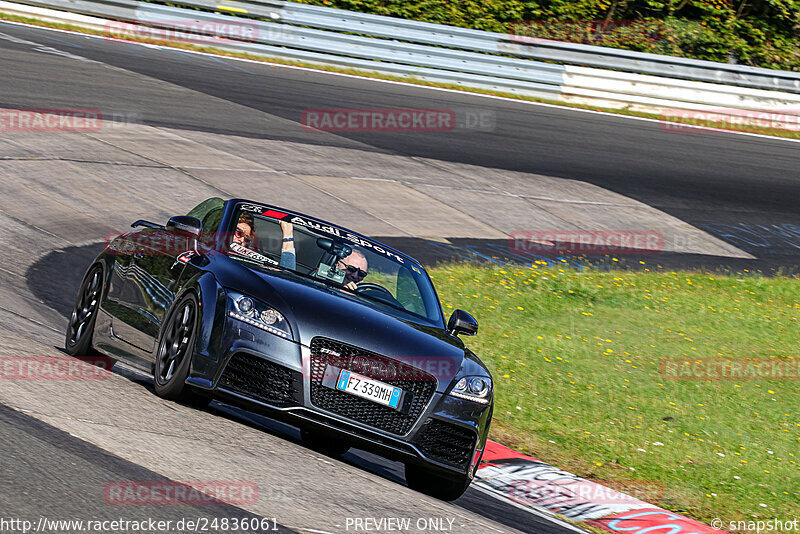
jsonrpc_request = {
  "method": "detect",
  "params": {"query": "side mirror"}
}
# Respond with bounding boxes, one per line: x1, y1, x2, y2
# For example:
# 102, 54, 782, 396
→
166, 216, 202, 238
448, 309, 478, 337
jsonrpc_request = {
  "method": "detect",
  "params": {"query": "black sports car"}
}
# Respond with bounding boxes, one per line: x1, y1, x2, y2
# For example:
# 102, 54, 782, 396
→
65, 198, 493, 500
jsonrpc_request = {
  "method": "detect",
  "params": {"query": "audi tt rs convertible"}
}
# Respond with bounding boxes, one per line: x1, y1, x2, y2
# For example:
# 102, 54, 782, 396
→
65, 197, 493, 500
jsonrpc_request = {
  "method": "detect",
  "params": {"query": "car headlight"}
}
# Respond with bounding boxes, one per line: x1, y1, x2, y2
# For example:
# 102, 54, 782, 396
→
449, 375, 492, 404
227, 290, 292, 340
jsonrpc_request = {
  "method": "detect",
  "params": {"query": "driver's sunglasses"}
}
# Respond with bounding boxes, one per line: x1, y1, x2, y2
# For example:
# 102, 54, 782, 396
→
340, 263, 367, 280
234, 228, 250, 238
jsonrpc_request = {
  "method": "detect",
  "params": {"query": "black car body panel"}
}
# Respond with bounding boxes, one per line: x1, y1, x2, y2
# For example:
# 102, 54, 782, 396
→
79, 198, 494, 486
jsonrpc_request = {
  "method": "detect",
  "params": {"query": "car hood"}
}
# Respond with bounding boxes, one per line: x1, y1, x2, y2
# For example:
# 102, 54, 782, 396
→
215, 258, 465, 382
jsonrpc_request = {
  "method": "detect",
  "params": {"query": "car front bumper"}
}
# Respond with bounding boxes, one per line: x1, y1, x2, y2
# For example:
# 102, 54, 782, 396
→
188, 317, 491, 477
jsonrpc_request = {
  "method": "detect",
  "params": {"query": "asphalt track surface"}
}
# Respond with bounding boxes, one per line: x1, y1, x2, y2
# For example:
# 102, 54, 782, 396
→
2, 22, 799, 267
0, 23, 797, 231
0, 403, 296, 534
0, 19, 797, 534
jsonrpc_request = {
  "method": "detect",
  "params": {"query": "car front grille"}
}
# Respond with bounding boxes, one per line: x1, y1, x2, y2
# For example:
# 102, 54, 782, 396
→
413, 418, 477, 470
309, 337, 437, 436
218, 352, 302, 407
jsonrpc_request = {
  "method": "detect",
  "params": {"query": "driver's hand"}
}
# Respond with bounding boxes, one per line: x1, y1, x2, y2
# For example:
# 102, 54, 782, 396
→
344, 281, 358, 291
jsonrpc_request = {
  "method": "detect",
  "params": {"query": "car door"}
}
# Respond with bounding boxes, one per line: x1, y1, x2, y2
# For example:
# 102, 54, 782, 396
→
103, 229, 159, 354
109, 202, 223, 357
115, 228, 196, 357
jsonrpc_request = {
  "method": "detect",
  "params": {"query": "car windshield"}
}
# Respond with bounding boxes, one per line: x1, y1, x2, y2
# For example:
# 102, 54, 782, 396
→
226, 203, 444, 325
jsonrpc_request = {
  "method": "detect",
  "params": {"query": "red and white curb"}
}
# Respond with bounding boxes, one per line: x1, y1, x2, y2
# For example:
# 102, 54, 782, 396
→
474, 441, 729, 533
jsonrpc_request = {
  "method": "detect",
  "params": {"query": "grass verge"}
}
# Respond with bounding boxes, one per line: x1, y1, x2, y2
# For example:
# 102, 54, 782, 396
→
430, 262, 800, 523
1, 12, 799, 141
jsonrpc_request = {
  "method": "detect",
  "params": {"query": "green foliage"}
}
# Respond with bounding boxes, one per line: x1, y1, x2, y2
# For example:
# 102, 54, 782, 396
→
295, 0, 800, 70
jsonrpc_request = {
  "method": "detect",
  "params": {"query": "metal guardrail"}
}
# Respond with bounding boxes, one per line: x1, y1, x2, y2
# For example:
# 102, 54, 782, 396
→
178, 0, 800, 93
9, 0, 800, 95
228, 0, 800, 93
8, 0, 567, 98
177, 0, 800, 93
5, 0, 800, 112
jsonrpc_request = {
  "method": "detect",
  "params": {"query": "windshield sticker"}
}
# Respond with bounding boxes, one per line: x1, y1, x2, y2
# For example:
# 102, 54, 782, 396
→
261, 209, 288, 219
229, 242, 279, 266
287, 215, 406, 263
239, 203, 408, 264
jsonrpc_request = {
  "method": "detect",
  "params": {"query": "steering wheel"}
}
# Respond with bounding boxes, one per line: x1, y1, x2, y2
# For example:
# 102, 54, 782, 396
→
355, 283, 394, 299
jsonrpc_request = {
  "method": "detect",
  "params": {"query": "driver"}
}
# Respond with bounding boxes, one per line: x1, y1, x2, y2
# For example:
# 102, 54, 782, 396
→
337, 250, 368, 291
279, 221, 368, 290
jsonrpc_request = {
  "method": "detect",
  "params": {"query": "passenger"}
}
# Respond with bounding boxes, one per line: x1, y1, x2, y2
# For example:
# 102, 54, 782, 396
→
232, 213, 255, 249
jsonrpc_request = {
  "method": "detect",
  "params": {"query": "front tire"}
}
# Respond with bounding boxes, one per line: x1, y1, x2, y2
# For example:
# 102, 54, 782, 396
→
65, 265, 102, 356
154, 293, 199, 401
404, 463, 471, 501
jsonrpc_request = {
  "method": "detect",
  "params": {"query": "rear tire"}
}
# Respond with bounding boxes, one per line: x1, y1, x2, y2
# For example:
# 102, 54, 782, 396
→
404, 463, 471, 501
65, 265, 103, 356
154, 293, 198, 401
301, 429, 350, 456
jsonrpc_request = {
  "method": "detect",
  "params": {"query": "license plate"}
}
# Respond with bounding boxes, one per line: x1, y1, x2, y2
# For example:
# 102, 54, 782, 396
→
336, 370, 402, 409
